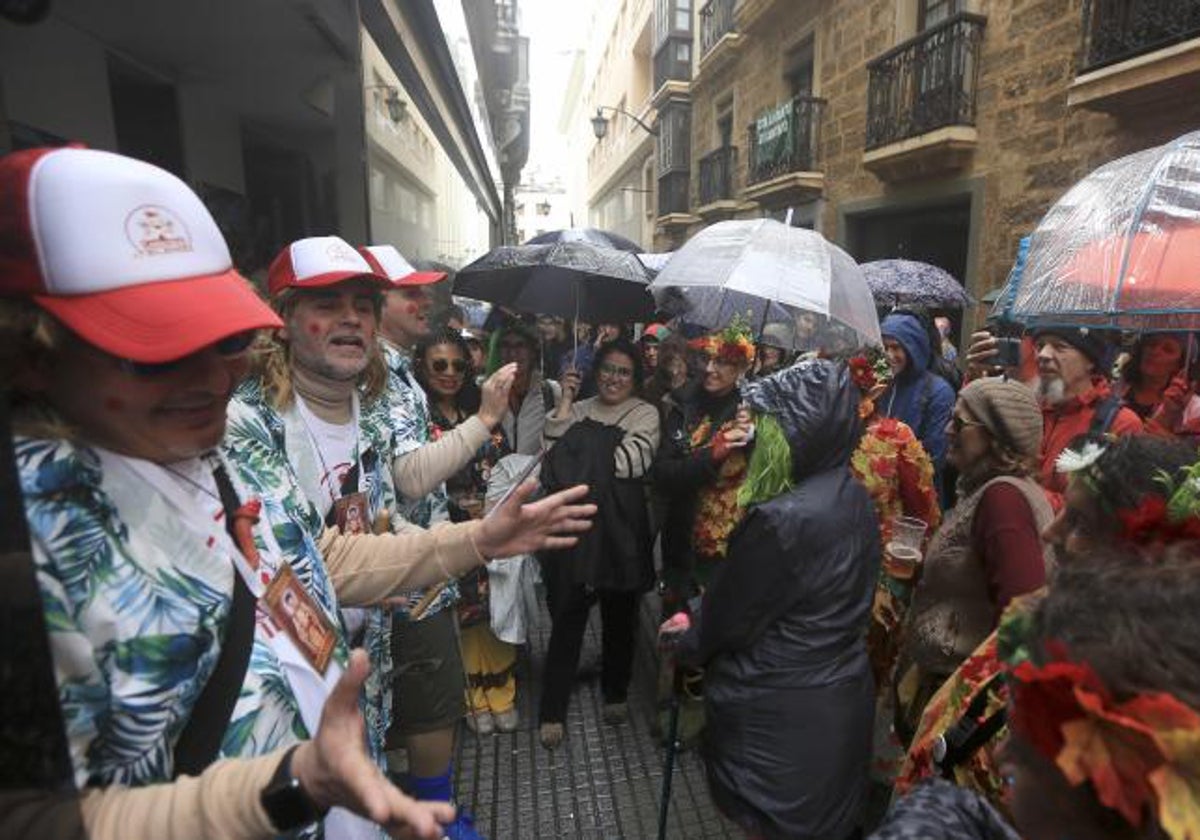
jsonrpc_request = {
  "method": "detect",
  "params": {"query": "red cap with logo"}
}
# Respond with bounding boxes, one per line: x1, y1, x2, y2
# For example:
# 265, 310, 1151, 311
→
0, 146, 283, 363
358, 244, 446, 286
267, 236, 390, 297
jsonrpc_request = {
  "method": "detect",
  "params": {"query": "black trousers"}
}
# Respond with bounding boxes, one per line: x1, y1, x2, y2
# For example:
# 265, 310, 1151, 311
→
538, 582, 642, 724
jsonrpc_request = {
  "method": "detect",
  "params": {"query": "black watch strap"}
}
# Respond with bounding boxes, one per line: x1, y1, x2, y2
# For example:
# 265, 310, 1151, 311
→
260, 746, 329, 832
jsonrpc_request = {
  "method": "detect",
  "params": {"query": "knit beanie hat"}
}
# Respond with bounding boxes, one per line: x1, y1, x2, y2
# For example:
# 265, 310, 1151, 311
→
1032, 326, 1108, 370
958, 377, 1043, 459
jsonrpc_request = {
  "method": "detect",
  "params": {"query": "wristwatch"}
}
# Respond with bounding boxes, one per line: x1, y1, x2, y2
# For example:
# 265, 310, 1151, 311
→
260, 746, 329, 832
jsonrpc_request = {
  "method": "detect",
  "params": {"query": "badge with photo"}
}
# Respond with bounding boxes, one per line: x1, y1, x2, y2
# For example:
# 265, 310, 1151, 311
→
263, 564, 337, 675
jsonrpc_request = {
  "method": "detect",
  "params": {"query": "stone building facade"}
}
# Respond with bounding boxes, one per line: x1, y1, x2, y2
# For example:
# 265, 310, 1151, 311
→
606, 0, 1200, 328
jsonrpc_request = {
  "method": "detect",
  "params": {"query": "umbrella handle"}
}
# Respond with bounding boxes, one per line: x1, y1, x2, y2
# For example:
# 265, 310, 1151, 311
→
572, 288, 580, 371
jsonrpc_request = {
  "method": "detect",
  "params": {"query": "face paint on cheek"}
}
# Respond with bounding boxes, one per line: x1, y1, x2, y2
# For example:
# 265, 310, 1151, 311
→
405, 303, 419, 315
308, 324, 320, 335
104, 397, 124, 412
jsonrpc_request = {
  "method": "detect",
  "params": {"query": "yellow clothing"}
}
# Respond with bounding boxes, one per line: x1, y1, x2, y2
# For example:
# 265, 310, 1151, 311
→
460, 623, 517, 714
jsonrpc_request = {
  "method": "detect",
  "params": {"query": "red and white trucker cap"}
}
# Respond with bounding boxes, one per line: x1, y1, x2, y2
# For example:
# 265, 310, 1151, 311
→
358, 244, 447, 286
0, 146, 282, 363
267, 236, 390, 297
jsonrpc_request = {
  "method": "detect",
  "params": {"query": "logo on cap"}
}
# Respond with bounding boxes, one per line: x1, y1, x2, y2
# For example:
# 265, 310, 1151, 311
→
126, 204, 192, 257
326, 240, 361, 265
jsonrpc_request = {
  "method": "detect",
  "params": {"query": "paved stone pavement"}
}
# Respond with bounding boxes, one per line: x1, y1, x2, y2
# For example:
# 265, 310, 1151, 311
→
449, 595, 740, 840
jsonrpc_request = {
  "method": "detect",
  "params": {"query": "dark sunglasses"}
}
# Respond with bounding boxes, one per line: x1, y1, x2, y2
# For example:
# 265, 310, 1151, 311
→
430, 358, 468, 374
598, 362, 634, 380
951, 414, 985, 433
117, 330, 257, 377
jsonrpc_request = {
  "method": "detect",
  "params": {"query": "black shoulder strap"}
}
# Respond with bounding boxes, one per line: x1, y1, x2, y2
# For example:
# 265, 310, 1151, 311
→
934, 672, 1008, 779
172, 464, 257, 778
1089, 394, 1122, 436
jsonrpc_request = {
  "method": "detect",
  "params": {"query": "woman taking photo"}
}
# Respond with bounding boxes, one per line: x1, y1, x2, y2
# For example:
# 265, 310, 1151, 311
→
413, 330, 517, 736
537, 338, 661, 749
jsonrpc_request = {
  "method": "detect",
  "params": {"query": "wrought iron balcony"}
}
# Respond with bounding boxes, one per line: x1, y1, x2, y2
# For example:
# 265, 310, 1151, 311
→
865, 12, 986, 151
1080, 0, 1200, 72
698, 145, 738, 205
746, 95, 825, 185
654, 35, 693, 91
658, 170, 691, 217
700, 0, 737, 56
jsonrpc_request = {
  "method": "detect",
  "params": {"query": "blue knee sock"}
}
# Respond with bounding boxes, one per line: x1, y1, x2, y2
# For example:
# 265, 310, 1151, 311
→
409, 764, 454, 803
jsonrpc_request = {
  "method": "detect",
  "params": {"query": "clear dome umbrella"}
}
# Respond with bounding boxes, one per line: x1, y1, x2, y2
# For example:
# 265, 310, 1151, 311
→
1005, 129, 1200, 333
648, 219, 881, 352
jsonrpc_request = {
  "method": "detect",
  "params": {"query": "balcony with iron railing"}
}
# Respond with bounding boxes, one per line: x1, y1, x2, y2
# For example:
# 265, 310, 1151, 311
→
862, 12, 985, 181
740, 95, 825, 203
1080, 0, 1200, 71
700, 0, 737, 55
1069, 0, 1200, 111
697, 0, 741, 78
697, 145, 738, 212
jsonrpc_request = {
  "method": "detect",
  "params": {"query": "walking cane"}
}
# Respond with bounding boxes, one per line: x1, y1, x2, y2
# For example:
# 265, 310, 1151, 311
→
656, 659, 685, 840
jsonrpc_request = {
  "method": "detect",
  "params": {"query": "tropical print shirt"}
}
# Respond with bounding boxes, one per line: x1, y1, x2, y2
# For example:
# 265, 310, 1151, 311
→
225, 378, 396, 770
379, 342, 458, 619
19, 435, 345, 799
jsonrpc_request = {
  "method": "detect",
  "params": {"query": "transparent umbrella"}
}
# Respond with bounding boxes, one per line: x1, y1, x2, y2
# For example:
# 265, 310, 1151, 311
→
1006, 129, 1200, 332
649, 219, 881, 352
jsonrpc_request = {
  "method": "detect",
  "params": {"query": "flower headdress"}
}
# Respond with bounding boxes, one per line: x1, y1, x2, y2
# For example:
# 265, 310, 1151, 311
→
843, 345, 891, 419
1004, 642, 1200, 839
689, 314, 756, 366
1055, 441, 1200, 545
847, 345, 892, 393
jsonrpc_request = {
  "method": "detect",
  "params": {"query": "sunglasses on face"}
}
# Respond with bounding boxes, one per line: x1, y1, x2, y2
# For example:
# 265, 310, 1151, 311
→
429, 358, 467, 374
116, 330, 257, 377
598, 362, 633, 380
951, 414, 985, 433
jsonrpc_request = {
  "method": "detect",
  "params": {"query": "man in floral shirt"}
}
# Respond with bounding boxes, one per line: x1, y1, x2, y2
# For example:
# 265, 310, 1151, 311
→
364, 245, 514, 840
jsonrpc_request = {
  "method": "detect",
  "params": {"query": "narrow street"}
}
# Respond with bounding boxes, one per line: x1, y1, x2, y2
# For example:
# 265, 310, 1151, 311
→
452, 596, 738, 839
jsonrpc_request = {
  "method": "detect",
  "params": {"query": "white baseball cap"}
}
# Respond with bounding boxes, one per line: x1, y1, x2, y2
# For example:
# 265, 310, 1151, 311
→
0, 146, 282, 363
267, 236, 389, 297
358, 244, 446, 286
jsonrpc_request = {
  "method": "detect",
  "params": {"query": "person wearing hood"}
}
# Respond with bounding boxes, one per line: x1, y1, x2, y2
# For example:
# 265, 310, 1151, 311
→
880, 312, 957, 494
659, 357, 880, 840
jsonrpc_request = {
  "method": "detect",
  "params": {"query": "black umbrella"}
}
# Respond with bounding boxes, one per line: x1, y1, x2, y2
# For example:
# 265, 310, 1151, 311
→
454, 241, 655, 324
524, 227, 642, 253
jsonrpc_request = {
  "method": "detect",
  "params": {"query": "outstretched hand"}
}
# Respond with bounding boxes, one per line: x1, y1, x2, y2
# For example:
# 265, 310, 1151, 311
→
478, 364, 517, 428
291, 650, 455, 839
475, 481, 595, 558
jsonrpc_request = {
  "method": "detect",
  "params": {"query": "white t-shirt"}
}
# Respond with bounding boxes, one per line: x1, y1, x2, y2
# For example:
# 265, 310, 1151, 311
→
296, 396, 357, 517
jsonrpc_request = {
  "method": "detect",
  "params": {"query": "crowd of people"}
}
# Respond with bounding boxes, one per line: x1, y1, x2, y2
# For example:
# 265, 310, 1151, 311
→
5, 143, 1200, 840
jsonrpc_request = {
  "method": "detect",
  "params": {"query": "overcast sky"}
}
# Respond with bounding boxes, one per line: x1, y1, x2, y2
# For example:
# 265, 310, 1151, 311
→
521, 0, 595, 182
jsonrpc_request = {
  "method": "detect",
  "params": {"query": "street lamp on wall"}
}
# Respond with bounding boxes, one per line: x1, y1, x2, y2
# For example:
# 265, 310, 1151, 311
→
366, 85, 408, 124
590, 106, 659, 140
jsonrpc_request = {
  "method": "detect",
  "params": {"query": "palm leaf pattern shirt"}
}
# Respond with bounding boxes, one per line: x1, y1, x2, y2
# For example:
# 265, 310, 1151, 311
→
225, 378, 397, 770
378, 343, 458, 620
18, 435, 344, 804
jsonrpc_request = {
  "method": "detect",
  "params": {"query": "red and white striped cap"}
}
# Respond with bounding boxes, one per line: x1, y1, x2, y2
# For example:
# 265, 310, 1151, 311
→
358, 244, 446, 287
267, 236, 389, 297
0, 146, 282, 363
